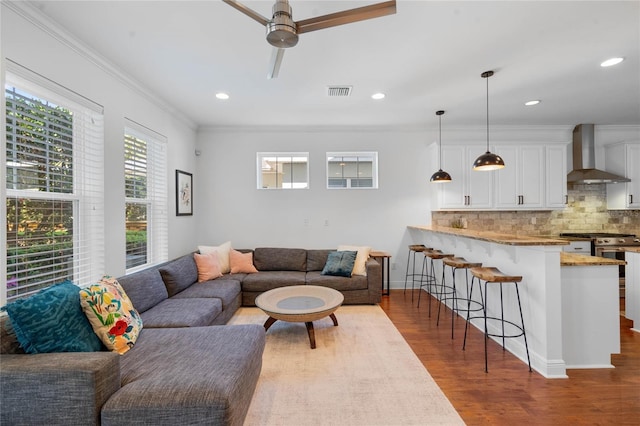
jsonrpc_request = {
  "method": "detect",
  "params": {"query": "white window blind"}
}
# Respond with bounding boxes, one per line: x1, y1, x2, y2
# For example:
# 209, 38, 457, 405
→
124, 121, 168, 272
4, 70, 104, 304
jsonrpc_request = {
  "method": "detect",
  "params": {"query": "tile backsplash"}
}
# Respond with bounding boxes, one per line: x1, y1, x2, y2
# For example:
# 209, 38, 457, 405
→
431, 184, 640, 236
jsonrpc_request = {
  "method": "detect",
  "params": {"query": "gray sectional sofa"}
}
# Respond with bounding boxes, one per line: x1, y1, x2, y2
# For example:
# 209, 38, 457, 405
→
0, 247, 381, 426
238, 247, 382, 306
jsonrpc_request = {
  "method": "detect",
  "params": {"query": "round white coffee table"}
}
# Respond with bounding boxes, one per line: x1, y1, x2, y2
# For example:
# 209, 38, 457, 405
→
255, 285, 344, 349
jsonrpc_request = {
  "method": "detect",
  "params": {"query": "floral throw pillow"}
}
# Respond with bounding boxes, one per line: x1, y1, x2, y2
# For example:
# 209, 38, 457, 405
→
79, 275, 143, 355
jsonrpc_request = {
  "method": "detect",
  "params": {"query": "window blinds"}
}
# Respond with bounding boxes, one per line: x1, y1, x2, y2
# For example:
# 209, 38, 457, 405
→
4, 69, 104, 303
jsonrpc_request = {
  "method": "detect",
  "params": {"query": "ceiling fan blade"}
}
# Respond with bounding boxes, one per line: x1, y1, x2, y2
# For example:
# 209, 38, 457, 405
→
222, 0, 270, 26
267, 48, 285, 79
296, 0, 396, 34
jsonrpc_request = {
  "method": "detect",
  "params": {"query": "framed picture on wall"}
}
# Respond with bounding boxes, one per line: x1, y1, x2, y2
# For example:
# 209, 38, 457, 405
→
176, 170, 193, 216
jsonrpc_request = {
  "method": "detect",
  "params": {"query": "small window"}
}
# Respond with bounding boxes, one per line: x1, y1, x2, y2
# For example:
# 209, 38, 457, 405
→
257, 152, 309, 189
327, 152, 378, 189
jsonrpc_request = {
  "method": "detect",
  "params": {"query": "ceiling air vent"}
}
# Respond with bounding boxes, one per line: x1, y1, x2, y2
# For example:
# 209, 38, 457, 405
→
327, 86, 353, 97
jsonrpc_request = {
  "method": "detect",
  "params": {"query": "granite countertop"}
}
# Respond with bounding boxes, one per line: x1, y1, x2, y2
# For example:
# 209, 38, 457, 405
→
560, 252, 626, 266
408, 225, 568, 246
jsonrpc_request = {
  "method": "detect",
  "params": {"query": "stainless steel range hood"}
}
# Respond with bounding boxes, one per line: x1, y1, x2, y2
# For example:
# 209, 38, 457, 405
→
567, 124, 630, 184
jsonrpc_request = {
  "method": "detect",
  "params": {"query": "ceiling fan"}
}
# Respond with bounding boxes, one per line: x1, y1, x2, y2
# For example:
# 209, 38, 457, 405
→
222, 0, 397, 79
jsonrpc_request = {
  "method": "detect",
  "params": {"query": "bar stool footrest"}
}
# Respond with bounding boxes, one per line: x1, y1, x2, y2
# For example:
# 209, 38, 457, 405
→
467, 316, 526, 339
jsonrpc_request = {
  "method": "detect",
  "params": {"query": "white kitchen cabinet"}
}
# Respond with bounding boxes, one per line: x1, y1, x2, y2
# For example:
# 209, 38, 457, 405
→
545, 145, 568, 208
562, 240, 591, 254
494, 145, 544, 209
606, 143, 640, 209
437, 145, 493, 209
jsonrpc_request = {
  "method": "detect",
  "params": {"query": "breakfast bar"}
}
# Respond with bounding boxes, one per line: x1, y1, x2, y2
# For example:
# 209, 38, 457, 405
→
408, 225, 624, 378
625, 248, 640, 333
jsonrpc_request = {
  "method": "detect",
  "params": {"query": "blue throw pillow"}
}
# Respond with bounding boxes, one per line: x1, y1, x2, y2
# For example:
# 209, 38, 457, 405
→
2, 281, 103, 353
321, 250, 358, 277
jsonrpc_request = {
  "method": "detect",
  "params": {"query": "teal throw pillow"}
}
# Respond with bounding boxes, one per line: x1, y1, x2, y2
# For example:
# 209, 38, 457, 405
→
321, 250, 358, 277
2, 280, 103, 354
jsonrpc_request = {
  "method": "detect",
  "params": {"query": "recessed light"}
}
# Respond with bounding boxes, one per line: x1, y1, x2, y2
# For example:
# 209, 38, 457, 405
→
601, 57, 624, 67
215, 92, 230, 100
525, 100, 540, 106
371, 93, 385, 100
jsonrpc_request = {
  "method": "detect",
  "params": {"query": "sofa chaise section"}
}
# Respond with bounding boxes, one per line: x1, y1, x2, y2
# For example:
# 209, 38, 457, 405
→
101, 325, 265, 426
0, 349, 120, 426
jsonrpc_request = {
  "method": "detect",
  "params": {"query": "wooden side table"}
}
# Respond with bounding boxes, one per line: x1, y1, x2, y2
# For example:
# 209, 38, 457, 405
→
370, 250, 392, 296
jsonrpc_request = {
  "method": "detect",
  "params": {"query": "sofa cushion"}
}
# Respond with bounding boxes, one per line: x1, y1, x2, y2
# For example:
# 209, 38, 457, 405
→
306, 249, 333, 271
140, 298, 222, 327
159, 254, 198, 297
321, 250, 358, 277
305, 271, 370, 291
102, 325, 265, 426
253, 247, 307, 271
241, 271, 306, 292
0, 316, 25, 354
172, 279, 241, 311
117, 268, 168, 314
80, 276, 143, 355
2, 281, 103, 354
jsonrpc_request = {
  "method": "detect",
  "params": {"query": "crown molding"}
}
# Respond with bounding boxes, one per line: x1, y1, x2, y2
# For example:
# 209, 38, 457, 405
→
3, 1, 197, 131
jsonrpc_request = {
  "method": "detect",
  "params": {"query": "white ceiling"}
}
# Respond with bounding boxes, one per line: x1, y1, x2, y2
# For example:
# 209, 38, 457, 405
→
26, 1, 640, 129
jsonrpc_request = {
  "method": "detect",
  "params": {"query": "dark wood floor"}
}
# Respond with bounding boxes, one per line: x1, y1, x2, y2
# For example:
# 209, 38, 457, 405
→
379, 290, 640, 425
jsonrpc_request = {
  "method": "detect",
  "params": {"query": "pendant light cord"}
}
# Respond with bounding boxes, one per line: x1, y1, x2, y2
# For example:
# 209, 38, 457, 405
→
439, 113, 443, 168
486, 74, 490, 152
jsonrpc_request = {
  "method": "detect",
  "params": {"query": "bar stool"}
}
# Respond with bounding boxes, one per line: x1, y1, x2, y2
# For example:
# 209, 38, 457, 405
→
417, 249, 454, 316
404, 244, 432, 299
438, 257, 483, 339
463, 266, 532, 373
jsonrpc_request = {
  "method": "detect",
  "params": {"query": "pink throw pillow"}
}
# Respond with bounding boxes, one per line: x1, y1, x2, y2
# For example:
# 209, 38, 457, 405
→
229, 249, 258, 274
194, 252, 223, 282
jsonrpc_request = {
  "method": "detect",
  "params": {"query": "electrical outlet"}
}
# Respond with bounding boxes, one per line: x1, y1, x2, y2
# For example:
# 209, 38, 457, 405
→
531, 217, 537, 225
391, 262, 397, 270
324, 219, 329, 226
623, 216, 630, 224
304, 218, 309, 226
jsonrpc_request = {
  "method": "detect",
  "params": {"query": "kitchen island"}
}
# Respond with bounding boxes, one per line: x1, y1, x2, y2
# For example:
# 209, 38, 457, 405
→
408, 225, 623, 378
624, 248, 640, 333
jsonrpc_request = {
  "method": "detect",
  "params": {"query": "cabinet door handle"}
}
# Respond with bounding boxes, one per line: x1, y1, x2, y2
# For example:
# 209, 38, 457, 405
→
630, 194, 634, 204
565, 195, 568, 205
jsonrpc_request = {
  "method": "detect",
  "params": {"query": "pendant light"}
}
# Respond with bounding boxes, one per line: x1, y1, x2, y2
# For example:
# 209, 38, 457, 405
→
430, 110, 452, 183
473, 70, 505, 171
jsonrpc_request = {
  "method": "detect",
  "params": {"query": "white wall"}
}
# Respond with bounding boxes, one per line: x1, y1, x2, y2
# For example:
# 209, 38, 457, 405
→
196, 127, 434, 284
1, 4, 199, 277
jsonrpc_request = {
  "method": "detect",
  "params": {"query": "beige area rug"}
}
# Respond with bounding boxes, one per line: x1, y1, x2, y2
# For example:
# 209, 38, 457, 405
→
228, 305, 465, 426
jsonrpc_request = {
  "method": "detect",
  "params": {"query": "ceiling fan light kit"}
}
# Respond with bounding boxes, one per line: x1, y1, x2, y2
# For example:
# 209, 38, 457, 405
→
473, 70, 505, 171
223, 0, 397, 79
430, 110, 452, 183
